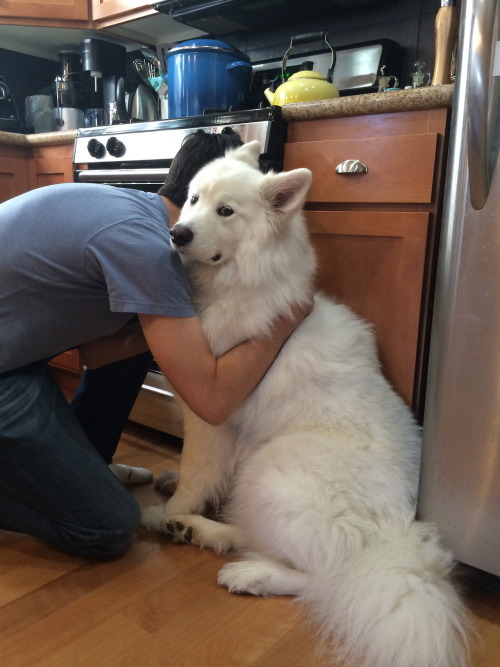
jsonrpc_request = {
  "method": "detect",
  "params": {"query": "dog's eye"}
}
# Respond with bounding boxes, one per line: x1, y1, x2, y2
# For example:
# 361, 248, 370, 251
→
217, 205, 234, 217
190, 195, 199, 205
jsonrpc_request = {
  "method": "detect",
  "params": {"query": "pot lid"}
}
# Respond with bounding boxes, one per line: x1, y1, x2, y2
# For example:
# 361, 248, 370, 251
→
167, 38, 250, 61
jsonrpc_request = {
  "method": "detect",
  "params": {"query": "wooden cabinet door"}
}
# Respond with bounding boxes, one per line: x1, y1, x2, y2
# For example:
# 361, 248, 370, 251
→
0, 154, 28, 203
27, 145, 74, 189
91, 0, 152, 20
0, 0, 88, 20
306, 209, 429, 408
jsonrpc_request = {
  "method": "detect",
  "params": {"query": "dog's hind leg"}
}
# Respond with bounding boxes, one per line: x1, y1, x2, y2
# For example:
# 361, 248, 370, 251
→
218, 558, 309, 597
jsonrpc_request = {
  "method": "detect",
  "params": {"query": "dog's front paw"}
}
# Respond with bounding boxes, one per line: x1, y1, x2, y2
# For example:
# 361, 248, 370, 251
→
154, 470, 179, 497
140, 504, 167, 534
163, 518, 195, 545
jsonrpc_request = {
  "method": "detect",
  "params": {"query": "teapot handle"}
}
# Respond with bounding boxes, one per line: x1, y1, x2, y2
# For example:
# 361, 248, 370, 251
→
281, 31, 336, 83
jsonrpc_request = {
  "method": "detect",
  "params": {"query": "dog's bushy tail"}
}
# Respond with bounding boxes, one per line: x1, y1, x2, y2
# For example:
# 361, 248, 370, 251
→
302, 521, 470, 667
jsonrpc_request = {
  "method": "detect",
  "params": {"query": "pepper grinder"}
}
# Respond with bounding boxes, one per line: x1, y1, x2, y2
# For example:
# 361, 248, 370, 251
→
431, 0, 459, 85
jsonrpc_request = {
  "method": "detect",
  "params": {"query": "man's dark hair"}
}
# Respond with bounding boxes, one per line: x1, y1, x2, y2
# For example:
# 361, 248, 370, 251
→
157, 127, 244, 207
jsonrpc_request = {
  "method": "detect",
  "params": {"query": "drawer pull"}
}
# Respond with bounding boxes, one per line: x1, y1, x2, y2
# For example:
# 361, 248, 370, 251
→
335, 159, 368, 174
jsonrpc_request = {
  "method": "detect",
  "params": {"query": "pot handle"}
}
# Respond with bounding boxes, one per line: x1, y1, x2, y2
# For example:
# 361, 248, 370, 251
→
281, 31, 336, 83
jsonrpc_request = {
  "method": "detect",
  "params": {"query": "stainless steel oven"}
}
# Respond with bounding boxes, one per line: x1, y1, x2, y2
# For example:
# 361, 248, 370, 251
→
73, 107, 286, 435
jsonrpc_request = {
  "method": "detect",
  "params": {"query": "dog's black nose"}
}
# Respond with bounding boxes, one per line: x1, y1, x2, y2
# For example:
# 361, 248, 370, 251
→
170, 225, 194, 247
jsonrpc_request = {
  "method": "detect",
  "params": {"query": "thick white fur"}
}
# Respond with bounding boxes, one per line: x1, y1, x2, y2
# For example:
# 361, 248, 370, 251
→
141, 142, 470, 666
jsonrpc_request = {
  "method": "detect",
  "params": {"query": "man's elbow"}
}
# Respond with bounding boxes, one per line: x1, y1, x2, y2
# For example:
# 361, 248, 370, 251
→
190, 399, 230, 427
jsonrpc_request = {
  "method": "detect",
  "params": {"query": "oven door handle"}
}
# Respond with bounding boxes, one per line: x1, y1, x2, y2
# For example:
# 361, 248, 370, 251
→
75, 168, 169, 183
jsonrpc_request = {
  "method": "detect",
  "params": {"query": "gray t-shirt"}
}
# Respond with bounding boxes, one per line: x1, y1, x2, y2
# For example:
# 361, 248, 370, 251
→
0, 182, 195, 373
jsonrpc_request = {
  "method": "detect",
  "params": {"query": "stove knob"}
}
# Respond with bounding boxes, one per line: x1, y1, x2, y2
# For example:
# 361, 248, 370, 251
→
106, 136, 126, 158
87, 138, 106, 159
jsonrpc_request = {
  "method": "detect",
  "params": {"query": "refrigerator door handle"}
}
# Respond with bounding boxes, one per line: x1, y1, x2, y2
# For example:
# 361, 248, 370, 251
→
468, 0, 497, 210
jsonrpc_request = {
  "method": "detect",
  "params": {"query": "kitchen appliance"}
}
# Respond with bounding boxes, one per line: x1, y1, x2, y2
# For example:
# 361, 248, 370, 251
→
83, 107, 104, 128
52, 51, 86, 131
263, 31, 339, 106
248, 39, 402, 105
130, 84, 159, 121
0, 75, 21, 132
154, 0, 391, 35
25, 95, 53, 133
418, 0, 500, 580
73, 107, 286, 434
164, 38, 252, 118
81, 38, 126, 125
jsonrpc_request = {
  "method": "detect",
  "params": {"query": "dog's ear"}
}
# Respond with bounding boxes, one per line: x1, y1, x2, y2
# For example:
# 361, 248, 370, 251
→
230, 140, 261, 167
261, 168, 312, 212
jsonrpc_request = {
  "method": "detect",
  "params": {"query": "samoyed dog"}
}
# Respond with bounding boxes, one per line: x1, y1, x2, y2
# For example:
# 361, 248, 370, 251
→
142, 141, 469, 666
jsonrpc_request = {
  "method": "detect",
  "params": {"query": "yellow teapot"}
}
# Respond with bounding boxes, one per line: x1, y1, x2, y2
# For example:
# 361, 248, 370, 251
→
264, 31, 338, 107
264, 70, 339, 106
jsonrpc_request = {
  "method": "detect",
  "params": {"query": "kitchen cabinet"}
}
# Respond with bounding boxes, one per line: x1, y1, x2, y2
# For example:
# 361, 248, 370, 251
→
91, 0, 155, 24
0, 145, 28, 203
0, 0, 88, 22
27, 144, 75, 190
284, 108, 450, 417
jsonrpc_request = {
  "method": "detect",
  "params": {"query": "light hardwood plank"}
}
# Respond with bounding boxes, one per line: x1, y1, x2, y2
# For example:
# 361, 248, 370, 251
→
0, 423, 498, 666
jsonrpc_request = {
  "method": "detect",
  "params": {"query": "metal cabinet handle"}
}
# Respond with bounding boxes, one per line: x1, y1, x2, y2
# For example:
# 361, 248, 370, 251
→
335, 159, 368, 174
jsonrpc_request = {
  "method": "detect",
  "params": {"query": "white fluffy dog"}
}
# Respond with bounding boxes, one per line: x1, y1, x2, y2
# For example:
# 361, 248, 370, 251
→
142, 142, 469, 666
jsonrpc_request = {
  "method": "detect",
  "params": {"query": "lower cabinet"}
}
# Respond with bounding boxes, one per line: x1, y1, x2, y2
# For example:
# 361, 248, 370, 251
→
284, 108, 450, 417
0, 145, 29, 203
27, 144, 75, 189
306, 210, 428, 410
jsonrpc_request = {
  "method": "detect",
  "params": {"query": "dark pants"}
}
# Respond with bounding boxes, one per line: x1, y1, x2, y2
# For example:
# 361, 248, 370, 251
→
0, 352, 152, 559
71, 352, 153, 463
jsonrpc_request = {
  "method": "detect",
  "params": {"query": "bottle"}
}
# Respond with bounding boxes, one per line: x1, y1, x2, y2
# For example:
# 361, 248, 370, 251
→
432, 0, 459, 85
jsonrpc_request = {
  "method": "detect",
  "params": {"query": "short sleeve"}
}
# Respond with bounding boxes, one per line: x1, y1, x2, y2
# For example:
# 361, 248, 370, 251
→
84, 217, 196, 318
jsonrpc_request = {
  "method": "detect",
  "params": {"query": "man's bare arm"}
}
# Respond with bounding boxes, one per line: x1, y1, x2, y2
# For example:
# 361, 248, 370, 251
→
138, 301, 312, 426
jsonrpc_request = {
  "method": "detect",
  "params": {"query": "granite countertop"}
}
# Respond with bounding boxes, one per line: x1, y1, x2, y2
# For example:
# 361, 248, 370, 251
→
280, 84, 455, 122
0, 85, 454, 147
0, 129, 77, 147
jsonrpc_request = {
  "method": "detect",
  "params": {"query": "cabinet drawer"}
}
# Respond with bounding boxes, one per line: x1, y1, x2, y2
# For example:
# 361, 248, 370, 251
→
284, 133, 438, 204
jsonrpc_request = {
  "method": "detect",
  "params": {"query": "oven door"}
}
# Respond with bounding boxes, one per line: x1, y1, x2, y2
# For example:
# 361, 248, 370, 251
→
74, 167, 168, 191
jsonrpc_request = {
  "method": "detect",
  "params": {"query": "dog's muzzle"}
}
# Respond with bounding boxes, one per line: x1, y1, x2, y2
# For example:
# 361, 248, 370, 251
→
170, 224, 194, 247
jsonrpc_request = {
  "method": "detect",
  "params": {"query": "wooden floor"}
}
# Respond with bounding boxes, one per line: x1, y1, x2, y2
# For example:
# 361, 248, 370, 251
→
1, 423, 499, 667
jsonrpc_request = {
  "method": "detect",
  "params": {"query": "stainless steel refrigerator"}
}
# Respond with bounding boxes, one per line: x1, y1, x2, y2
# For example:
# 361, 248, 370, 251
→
418, 0, 500, 578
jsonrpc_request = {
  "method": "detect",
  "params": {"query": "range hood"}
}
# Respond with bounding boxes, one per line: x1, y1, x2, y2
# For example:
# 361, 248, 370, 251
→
153, 0, 385, 35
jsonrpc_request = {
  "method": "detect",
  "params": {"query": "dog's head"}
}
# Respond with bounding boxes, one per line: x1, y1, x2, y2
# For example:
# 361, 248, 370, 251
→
170, 141, 312, 266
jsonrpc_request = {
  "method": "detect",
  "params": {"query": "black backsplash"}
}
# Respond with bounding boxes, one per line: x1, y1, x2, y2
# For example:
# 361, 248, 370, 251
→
224, 0, 461, 94
0, 48, 58, 130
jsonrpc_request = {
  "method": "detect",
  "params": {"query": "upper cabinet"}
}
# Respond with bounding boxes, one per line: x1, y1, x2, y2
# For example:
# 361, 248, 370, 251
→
91, 0, 155, 23
0, 0, 88, 21
0, 0, 156, 29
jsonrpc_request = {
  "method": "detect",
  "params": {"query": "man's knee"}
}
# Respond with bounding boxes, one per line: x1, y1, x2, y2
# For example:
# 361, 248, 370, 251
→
59, 498, 141, 559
